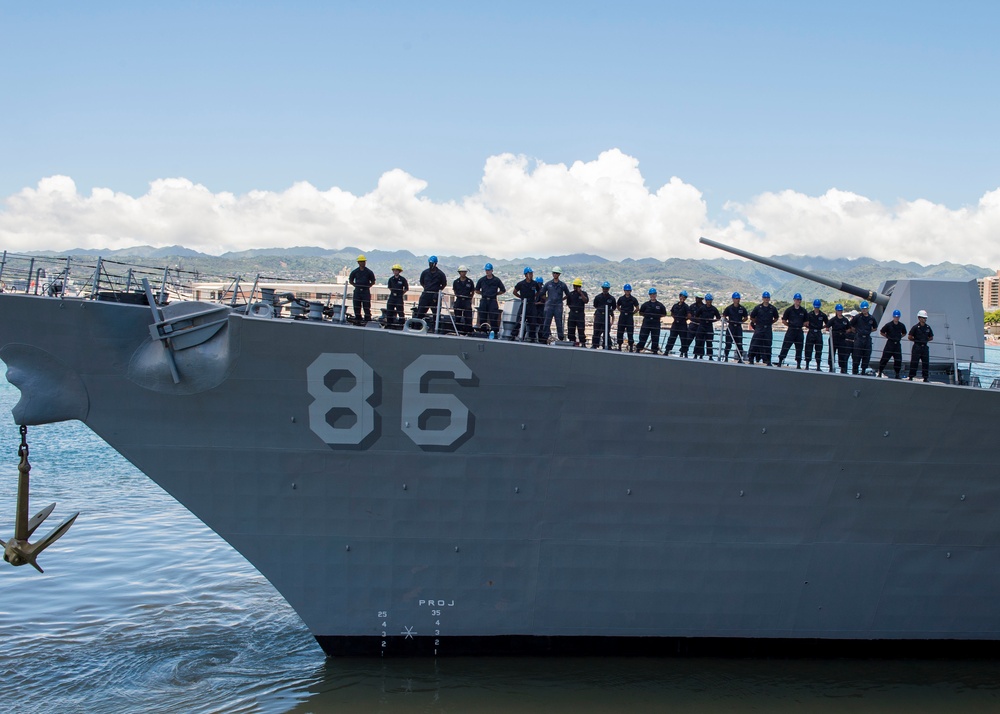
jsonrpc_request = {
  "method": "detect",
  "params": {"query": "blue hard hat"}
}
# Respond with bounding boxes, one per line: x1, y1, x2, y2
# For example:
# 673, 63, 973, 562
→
428, 255, 438, 263
835, 303, 844, 311
893, 309, 901, 318
793, 293, 802, 300
649, 288, 657, 295
601, 281, 611, 289
535, 276, 544, 284
762, 291, 770, 299
485, 263, 493, 271
705, 293, 713, 301
732, 292, 741, 300
679, 290, 688, 297
860, 300, 870, 309
623, 283, 632, 291
524, 267, 533, 275
813, 299, 822, 308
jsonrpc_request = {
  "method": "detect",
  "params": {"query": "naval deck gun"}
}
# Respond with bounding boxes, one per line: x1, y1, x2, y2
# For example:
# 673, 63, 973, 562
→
700, 237, 985, 370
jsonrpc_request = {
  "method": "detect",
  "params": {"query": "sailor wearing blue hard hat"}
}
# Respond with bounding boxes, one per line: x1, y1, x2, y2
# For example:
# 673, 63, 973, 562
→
415, 255, 448, 327
665, 290, 692, 357
510, 268, 539, 342
876, 308, 907, 379
777, 293, 808, 369
829, 304, 851, 373
723, 292, 748, 362
636, 287, 667, 354
591, 281, 616, 349
476, 263, 506, 334
804, 299, 829, 371
693, 293, 720, 360
616, 284, 639, 352
748, 291, 779, 365
849, 300, 878, 375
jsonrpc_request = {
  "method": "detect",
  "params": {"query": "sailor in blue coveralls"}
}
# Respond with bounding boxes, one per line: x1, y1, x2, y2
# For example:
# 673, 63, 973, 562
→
591, 281, 616, 349
636, 288, 667, 353
540, 268, 571, 341
777, 293, 808, 368
748, 292, 779, 365
877, 309, 907, 378
722, 292, 748, 362
415, 256, 448, 327
616, 285, 639, 352
511, 268, 539, 341
850, 300, 878, 374
907, 310, 934, 381
452, 266, 475, 335
348, 255, 376, 323
475, 263, 506, 332
664, 291, 691, 356
829, 304, 851, 373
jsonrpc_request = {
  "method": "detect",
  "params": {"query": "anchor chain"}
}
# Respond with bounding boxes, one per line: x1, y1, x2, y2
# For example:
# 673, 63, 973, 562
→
18, 423, 27, 459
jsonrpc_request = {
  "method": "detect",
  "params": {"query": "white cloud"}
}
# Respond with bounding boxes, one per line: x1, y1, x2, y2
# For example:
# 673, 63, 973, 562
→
1, 149, 998, 266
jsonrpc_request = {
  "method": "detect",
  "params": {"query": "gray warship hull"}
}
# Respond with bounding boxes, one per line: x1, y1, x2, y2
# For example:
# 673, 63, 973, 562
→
2, 291, 999, 656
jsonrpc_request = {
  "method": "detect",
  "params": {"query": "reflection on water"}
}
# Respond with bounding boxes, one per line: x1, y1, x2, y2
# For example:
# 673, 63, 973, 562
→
2, 364, 1000, 714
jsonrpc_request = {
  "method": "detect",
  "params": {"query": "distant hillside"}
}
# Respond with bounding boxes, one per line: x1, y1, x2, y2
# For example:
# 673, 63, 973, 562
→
21, 245, 993, 304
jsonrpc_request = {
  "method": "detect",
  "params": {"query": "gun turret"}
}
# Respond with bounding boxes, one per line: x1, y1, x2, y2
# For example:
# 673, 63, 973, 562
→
699, 237, 889, 308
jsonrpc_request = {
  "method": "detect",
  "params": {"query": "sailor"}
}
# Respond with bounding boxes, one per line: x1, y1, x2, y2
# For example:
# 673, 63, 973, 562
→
533, 275, 546, 339
803, 299, 829, 370
616, 284, 639, 352
776, 293, 808, 368
591, 282, 616, 349
694, 293, 720, 360
829, 304, 852, 374
907, 310, 934, 382
567, 279, 590, 346
722, 292, 748, 363
748, 292, 779, 365
452, 266, 475, 335
636, 288, 667, 353
511, 267, 539, 342
415, 256, 448, 327
664, 291, 691, 357
877, 309, 907, 379
689, 294, 706, 358
540, 267, 571, 342
850, 300, 878, 374
385, 264, 408, 328
348, 254, 376, 323
475, 263, 506, 332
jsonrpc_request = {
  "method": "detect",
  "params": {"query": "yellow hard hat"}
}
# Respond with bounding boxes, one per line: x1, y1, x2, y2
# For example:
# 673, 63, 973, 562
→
357, 254, 367, 262
391, 264, 403, 271
572, 278, 583, 287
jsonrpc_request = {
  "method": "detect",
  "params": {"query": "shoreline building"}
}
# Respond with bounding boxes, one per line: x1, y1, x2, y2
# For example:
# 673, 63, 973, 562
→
978, 270, 1000, 311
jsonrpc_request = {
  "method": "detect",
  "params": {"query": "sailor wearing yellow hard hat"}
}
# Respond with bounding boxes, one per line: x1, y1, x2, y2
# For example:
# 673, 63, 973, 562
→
385, 263, 408, 328
349, 254, 376, 323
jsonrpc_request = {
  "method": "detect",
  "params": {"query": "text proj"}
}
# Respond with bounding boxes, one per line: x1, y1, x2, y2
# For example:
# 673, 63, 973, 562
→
307, 353, 474, 449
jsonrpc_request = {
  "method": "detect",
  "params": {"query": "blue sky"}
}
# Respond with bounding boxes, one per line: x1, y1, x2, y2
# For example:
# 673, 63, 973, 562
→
2, 1, 999, 262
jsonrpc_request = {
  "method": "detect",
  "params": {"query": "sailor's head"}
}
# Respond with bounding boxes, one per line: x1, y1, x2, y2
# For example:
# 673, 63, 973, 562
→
892, 309, 901, 321
793, 292, 802, 305
835, 303, 844, 314
624, 283, 632, 293
705, 293, 713, 303
762, 291, 771, 303
551, 266, 562, 280
917, 309, 928, 321
392, 263, 403, 274
601, 281, 611, 292
484, 262, 494, 275
428, 255, 438, 266
524, 267, 533, 277
860, 300, 870, 313
731, 292, 741, 303
535, 276, 544, 284
649, 287, 658, 300
357, 254, 367, 265
458, 265, 468, 275
679, 290, 688, 301
813, 299, 822, 311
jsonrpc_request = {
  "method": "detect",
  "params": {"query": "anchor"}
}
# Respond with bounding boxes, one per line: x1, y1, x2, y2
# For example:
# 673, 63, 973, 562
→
0, 425, 78, 573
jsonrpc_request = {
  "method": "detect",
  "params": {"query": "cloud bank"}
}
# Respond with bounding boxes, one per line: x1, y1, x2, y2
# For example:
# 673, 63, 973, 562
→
2, 149, 998, 266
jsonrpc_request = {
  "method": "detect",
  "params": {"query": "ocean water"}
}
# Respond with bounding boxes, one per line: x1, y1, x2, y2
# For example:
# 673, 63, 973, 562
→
2, 367, 1000, 714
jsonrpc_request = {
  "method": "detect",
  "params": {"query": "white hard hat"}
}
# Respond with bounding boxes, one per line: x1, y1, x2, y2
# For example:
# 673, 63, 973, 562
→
458, 265, 468, 272
552, 266, 562, 274
917, 309, 928, 318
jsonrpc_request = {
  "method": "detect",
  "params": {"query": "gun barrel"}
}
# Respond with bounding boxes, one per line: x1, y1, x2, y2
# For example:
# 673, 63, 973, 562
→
699, 237, 889, 308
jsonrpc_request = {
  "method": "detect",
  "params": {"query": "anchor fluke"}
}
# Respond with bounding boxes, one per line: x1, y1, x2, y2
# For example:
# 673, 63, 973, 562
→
2, 425, 78, 573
